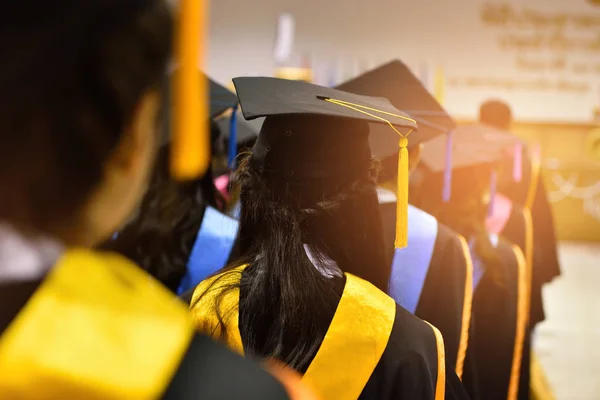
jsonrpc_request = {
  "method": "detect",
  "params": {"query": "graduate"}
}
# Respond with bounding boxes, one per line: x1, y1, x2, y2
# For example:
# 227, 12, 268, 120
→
414, 125, 528, 400
480, 100, 561, 327
0, 1, 315, 398
190, 77, 470, 400
480, 100, 560, 400
104, 77, 237, 294
336, 60, 473, 380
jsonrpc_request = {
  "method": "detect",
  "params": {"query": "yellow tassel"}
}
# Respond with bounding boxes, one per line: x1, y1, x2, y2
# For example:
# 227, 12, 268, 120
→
395, 137, 409, 248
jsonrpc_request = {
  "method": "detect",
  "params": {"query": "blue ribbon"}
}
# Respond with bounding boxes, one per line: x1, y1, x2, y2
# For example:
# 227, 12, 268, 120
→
228, 106, 238, 169
389, 205, 438, 313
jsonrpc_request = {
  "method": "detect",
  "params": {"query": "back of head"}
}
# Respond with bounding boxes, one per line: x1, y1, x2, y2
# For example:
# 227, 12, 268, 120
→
479, 100, 513, 131
104, 141, 223, 292
0, 0, 172, 241
224, 115, 389, 370
235, 114, 389, 290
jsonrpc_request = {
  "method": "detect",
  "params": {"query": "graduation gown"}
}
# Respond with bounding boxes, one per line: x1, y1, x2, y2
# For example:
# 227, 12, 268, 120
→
466, 234, 528, 400
499, 148, 561, 323
190, 265, 469, 400
0, 249, 292, 399
379, 191, 472, 379
487, 194, 536, 400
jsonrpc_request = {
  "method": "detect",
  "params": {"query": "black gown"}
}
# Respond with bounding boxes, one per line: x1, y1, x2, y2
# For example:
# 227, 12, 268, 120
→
496, 202, 538, 400
190, 265, 470, 400
0, 250, 291, 400
380, 201, 471, 378
498, 148, 560, 400
466, 235, 527, 400
499, 149, 561, 325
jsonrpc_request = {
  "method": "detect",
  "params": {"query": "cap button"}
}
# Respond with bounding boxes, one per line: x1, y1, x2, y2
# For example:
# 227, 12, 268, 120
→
399, 137, 409, 148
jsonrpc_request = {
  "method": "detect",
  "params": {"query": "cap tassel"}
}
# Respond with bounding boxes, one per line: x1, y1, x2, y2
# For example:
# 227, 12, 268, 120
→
488, 170, 497, 217
442, 130, 453, 202
513, 142, 523, 182
316, 96, 415, 248
395, 137, 409, 249
228, 105, 238, 169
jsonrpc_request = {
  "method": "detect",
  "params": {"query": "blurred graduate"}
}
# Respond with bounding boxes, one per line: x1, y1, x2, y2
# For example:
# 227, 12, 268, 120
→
337, 60, 473, 383
414, 124, 528, 400
0, 1, 315, 398
479, 99, 561, 400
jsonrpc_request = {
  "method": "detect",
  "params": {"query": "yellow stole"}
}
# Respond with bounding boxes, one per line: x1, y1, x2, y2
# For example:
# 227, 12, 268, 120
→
0, 249, 194, 399
455, 235, 474, 381
191, 265, 446, 400
507, 245, 529, 400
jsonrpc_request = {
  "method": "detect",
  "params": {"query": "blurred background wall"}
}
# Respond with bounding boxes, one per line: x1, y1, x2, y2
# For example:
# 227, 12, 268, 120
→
206, 0, 600, 241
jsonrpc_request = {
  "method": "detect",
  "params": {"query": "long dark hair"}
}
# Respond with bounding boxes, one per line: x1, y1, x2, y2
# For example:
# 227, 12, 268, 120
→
196, 151, 389, 371
0, 0, 172, 240
103, 133, 225, 292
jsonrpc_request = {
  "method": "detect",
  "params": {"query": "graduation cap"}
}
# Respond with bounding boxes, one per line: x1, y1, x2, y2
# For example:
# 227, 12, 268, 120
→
233, 76, 418, 248
420, 123, 523, 213
216, 110, 262, 167
337, 59, 455, 153
336, 59, 455, 189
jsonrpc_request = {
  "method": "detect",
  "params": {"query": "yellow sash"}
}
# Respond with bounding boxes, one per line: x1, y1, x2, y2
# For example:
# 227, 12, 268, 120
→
0, 249, 194, 399
191, 266, 246, 355
455, 235, 473, 380
524, 150, 541, 210
192, 265, 446, 400
507, 245, 528, 400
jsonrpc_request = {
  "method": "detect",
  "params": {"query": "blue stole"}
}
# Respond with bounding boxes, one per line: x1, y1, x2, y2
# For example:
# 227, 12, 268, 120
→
377, 187, 438, 313
389, 205, 439, 313
177, 206, 239, 295
468, 232, 499, 290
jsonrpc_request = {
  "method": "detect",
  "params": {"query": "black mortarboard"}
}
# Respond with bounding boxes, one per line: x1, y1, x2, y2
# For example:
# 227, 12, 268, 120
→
233, 76, 418, 247
337, 59, 454, 161
420, 123, 523, 211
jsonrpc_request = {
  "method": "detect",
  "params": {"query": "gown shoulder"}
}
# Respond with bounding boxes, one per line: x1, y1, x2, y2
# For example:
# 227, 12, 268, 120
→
361, 305, 470, 400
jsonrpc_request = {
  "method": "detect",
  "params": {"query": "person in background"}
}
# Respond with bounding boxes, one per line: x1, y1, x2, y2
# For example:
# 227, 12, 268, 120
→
190, 77, 470, 400
0, 1, 315, 398
102, 135, 224, 293
102, 79, 256, 295
336, 60, 474, 385
479, 99, 561, 326
414, 125, 528, 400
480, 100, 561, 400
